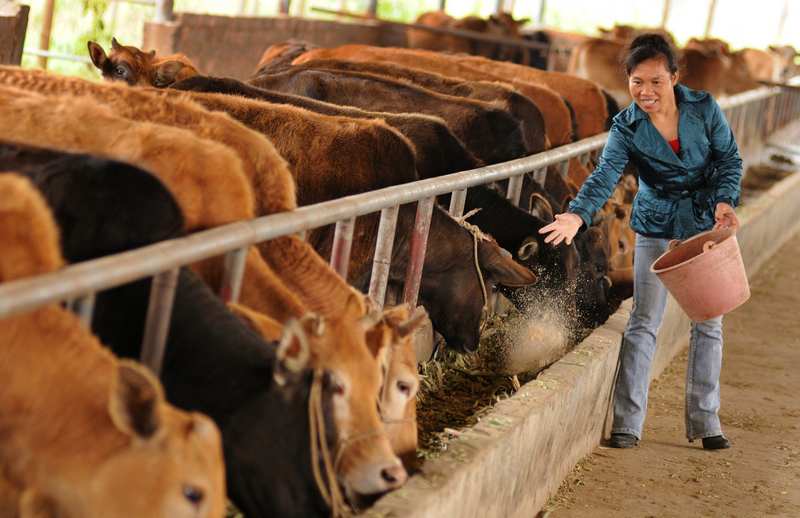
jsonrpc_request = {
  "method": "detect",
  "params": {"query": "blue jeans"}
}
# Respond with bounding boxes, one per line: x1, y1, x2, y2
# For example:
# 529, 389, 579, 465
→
611, 235, 724, 441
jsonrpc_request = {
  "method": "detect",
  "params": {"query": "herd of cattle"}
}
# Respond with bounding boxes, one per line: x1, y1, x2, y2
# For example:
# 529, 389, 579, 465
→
1, 13, 792, 517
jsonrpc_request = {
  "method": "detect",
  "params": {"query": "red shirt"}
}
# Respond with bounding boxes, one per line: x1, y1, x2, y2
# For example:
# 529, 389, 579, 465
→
668, 138, 680, 155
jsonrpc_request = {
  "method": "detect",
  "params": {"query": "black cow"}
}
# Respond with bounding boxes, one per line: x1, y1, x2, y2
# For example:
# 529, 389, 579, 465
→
0, 145, 338, 518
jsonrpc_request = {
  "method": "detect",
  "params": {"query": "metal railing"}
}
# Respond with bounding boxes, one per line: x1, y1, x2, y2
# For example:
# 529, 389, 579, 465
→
1, 83, 798, 376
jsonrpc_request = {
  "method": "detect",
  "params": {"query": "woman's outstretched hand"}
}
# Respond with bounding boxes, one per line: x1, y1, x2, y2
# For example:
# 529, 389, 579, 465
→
713, 202, 739, 230
539, 213, 584, 246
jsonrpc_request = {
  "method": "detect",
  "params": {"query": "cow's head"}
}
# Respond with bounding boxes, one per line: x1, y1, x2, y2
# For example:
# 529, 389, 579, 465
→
88, 38, 186, 88
419, 208, 538, 355
41, 360, 226, 518
303, 294, 407, 500
574, 224, 612, 329
366, 305, 427, 473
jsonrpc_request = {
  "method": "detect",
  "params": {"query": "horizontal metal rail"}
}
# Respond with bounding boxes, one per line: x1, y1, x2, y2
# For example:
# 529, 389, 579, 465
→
21, 49, 92, 64
0, 82, 797, 326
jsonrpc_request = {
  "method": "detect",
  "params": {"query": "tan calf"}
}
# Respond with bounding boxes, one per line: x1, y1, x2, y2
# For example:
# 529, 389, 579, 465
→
0, 174, 225, 518
88, 37, 200, 88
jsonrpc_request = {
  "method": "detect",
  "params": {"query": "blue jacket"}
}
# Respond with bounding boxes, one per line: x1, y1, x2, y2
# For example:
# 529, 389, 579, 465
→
569, 84, 742, 240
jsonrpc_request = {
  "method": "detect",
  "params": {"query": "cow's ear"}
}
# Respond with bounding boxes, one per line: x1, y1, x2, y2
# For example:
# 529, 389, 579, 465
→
530, 193, 554, 222
478, 240, 538, 287
147, 49, 156, 59
155, 61, 185, 87
19, 488, 58, 518
274, 317, 312, 385
561, 194, 575, 215
518, 236, 539, 260
397, 308, 428, 338
87, 41, 107, 69
108, 360, 165, 440
343, 291, 367, 320
111, 37, 120, 50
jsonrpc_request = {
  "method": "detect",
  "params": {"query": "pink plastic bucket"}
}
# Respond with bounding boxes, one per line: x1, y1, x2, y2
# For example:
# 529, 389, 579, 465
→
650, 228, 750, 323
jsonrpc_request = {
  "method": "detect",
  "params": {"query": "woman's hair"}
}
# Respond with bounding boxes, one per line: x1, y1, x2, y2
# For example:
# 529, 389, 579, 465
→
623, 33, 680, 76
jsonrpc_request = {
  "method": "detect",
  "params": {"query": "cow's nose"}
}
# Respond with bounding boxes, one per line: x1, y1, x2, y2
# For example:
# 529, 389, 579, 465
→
379, 460, 408, 488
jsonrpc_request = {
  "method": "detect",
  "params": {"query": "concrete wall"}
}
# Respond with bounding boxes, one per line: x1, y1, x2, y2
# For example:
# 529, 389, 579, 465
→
143, 13, 406, 80
0, 1, 28, 66
365, 124, 800, 517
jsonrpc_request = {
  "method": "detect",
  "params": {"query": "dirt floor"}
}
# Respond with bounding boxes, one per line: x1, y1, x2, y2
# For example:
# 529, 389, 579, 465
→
538, 230, 800, 518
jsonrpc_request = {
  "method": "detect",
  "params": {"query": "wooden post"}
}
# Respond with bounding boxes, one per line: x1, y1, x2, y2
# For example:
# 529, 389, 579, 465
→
704, 0, 717, 38
154, 0, 173, 22
661, 0, 671, 28
38, 0, 55, 69
0, 1, 29, 66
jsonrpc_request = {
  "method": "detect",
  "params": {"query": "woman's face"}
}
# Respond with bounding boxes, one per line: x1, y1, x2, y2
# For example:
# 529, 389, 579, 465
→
629, 58, 678, 115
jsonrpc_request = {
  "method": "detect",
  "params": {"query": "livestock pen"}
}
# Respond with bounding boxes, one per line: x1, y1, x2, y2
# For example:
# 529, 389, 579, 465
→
0, 80, 799, 517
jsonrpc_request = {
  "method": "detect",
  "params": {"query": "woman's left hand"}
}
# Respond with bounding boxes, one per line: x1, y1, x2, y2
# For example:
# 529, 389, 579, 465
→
713, 202, 739, 230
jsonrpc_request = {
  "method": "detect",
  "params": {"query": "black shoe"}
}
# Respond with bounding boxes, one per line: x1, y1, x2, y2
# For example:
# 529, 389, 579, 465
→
609, 433, 638, 448
702, 435, 731, 450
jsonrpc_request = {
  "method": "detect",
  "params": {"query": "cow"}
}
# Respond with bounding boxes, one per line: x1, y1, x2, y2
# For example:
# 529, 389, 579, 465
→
0, 173, 226, 518
154, 88, 537, 354
169, 75, 483, 183
740, 45, 800, 83
522, 28, 593, 71
0, 149, 402, 513
0, 88, 406, 500
287, 44, 584, 147
88, 37, 200, 88
406, 11, 528, 62
247, 66, 529, 165
284, 58, 548, 154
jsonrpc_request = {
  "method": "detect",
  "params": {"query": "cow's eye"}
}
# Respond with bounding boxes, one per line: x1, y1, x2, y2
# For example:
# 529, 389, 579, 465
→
183, 485, 204, 505
596, 264, 605, 275
115, 67, 126, 77
397, 381, 412, 397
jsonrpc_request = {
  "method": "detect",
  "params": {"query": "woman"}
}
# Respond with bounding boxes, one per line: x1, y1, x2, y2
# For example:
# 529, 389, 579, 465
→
540, 33, 742, 450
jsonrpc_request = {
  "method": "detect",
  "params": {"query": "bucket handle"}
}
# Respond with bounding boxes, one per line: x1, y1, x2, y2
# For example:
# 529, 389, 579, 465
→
702, 240, 716, 253
668, 227, 731, 252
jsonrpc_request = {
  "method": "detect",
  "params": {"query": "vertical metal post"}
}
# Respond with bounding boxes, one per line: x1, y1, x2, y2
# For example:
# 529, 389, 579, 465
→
439, 0, 447, 10
402, 198, 435, 313
532, 167, 547, 187
368, 206, 400, 308
537, 0, 546, 24
220, 246, 249, 303
661, 0, 672, 28
557, 159, 570, 180
330, 217, 355, 281
449, 189, 467, 218
73, 293, 96, 329
578, 152, 591, 168
140, 268, 180, 377
279, 0, 291, 14
506, 174, 523, 207
366, 0, 378, 17
154, 0, 174, 22
38, 0, 56, 69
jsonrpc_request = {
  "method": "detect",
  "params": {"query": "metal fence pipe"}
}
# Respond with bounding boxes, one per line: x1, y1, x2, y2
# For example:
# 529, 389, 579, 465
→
449, 189, 467, 217
578, 152, 591, 168
368, 205, 400, 308
402, 198, 435, 312
220, 246, 249, 303
140, 267, 179, 377
73, 293, 96, 329
506, 174, 523, 206
330, 217, 356, 281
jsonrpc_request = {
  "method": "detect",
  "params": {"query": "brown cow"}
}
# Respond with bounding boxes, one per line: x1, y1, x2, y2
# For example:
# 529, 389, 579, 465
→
0, 85, 406, 498
741, 45, 800, 83
285, 42, 576, 147
247, 66, 529, 165
88, 37, 200, 88
169, 75, 483, 183
284, 57, 547, 154
0, 173, 226, 518
406, 10, 528, 62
